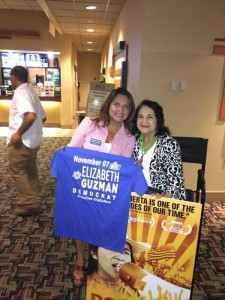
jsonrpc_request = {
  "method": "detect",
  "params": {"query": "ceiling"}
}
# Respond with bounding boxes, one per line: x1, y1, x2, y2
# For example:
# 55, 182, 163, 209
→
0, 0, 127, 53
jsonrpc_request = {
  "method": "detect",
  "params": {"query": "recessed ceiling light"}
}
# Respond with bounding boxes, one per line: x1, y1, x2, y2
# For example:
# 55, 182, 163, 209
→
87, 49, 92, 51
86, 6, 96, 10
87, 29, 94, 32
88, 20, 94, 23
87, 41, 93, 44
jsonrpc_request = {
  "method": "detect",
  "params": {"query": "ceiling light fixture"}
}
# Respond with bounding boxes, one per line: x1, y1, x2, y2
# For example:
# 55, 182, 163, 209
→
87, 49, 92, 51
85, 6, 97, 10
87, 41, 93, 44
87, 29, 94, 32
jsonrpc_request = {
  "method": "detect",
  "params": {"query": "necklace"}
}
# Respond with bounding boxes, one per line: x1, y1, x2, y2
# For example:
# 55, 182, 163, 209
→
136, 134, 157, 165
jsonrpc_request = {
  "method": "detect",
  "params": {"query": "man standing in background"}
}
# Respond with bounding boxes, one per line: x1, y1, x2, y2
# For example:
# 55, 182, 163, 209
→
6, 66, 46, 216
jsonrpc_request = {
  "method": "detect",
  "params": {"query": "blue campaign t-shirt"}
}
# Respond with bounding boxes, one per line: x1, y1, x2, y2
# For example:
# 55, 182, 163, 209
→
50, 147, 148, 252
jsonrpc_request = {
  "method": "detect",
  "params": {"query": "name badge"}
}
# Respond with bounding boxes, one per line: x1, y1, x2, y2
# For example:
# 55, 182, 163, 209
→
90, 138, 101, 146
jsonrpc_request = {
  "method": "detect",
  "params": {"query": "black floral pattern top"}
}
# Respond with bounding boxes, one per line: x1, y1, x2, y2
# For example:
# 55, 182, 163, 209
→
133, 133, 187, 200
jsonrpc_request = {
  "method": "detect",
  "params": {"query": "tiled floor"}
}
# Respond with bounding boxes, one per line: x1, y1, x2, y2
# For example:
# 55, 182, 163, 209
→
0, 126, 73, 137
0, 133, 224, 299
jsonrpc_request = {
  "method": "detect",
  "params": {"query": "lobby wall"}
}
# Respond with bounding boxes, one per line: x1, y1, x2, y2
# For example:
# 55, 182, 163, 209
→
77, 52, 101, 110
0, 10, 76, 128
102, 0, 225, 199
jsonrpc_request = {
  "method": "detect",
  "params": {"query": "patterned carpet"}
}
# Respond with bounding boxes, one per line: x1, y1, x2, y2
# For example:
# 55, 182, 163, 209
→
0, 137, 224, 300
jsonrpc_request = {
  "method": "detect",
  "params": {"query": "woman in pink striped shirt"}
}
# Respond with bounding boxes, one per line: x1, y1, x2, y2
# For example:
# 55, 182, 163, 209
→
67, 87, 136, 287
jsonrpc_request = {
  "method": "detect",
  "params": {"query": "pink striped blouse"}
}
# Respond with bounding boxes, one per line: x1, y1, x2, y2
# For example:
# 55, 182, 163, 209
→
68, 117, 135, 158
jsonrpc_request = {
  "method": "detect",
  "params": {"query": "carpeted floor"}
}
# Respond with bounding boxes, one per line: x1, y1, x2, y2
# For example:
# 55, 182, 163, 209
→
0, 137, 224, 300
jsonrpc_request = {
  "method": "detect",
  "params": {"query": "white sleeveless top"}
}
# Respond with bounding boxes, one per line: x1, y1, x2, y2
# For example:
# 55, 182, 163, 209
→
102, 143, 112, 153
138, 143, 157, 186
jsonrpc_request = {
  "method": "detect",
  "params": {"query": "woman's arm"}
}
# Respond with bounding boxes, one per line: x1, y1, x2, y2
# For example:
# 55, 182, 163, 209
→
120, 135, 136, 157
117, 135, 136, 157
110, 126, 136, 158
68, 117, 91, 147
163, 138, 185, 198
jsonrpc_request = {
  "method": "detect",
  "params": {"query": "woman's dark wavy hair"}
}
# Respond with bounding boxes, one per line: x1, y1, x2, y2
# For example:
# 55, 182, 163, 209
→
94, 87, 135, 134
134, 99, 171, 136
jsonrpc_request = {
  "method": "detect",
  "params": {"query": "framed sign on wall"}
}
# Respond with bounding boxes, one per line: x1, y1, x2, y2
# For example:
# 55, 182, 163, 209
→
86, 82, 115, 116
113, 43, 128, 89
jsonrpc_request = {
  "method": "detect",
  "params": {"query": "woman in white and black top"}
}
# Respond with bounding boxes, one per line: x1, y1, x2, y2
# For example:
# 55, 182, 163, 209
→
133, 99, 187, 200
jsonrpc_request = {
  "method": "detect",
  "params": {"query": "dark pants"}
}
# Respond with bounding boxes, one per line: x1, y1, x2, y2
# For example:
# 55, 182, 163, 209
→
7, 141, 41, 208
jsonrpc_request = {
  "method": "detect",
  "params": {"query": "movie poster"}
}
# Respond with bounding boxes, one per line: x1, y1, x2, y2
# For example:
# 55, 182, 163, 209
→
86, 193, 202, 300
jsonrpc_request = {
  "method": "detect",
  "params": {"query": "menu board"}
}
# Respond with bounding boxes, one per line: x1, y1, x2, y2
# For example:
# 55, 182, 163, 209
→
1, 52, 49, 68
86, 82, 115, 116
